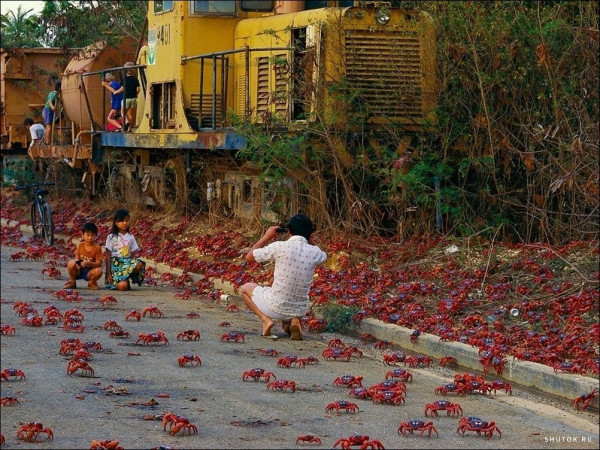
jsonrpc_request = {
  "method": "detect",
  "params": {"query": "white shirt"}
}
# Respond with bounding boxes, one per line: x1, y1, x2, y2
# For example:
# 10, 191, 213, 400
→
29, 123, 45, 143
105, 232, 139, 258
253, 235, 327, 317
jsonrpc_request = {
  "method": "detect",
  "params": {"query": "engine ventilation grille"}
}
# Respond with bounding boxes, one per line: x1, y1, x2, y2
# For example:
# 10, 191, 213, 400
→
345, 30, 423, 120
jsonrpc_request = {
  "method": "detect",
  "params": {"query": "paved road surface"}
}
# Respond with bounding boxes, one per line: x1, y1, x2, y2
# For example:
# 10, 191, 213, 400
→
1, 243, 598, 449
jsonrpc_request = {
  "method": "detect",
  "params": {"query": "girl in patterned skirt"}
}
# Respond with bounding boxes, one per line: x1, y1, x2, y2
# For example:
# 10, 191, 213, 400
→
104, 209, 146, 290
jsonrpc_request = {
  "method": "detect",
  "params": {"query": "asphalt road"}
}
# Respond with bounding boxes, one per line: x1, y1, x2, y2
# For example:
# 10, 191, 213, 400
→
1, 242, 598, 449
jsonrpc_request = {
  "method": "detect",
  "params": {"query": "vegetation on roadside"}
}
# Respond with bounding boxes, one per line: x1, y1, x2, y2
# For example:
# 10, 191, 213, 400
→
2, 1, 597, 245
320, 303, 360, 333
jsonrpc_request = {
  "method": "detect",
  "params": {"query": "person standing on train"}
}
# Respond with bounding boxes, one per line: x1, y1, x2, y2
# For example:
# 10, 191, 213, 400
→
42, 82, 61, 145
101, 73, 124, 132
120, 62, 140, 131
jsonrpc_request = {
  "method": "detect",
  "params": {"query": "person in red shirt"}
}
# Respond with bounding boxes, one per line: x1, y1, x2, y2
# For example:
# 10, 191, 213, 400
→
64, 222, 104, 289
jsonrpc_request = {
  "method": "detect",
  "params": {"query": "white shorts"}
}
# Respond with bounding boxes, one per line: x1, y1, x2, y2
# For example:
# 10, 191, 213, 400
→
252, 286, 296, 321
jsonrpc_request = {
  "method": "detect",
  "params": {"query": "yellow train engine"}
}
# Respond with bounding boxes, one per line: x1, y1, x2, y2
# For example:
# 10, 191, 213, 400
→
35, 1, 436, 220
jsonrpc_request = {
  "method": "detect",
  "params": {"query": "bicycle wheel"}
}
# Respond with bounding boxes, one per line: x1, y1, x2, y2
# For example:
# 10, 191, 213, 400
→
41, 202, 54, 245
30, 201, 43, 237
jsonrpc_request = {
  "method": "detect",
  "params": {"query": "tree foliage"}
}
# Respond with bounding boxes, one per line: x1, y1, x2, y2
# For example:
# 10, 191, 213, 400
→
1, 6, 43, 48
237, 1, 598, 244
38, 0, 147, 50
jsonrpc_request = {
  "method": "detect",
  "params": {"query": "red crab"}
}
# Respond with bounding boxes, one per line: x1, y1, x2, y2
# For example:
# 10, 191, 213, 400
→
0, 324, 16, 335
367, 380, 406, 396
424, 400, 463, 416
242, 368, 276, 382
221, 331, 245, 343
9, 251, 26, 261
439, 356, 458, 367
573, 388, 598, 411
398, 420, 438, 438
333, 435, 384, 449
162, 413, 198, 436
15, 304, 37, 317
16, 422, 54, 442
67, 358, 95, 377
349, 387, 373, 400
99, 295, 118, 307
178, 353, 202, 367
360, 333, 375, 343
487, 380, 512, 396
267, 379, 296, 393
277, 355, 306, 368
296, 435, 322, 445
1, 368, 25, 381
405, 354, 432, 368
306, 318, 327, 332
63, 321, 85, 333
81, 341, 103, 352
1, 396, 20, 406
372, 389, 406, 405
219, 321, 231, 327
226, 304, 240, 312
328, 338, 346, 348
435, 383, 468, 396
177, 329, 201, 341
302, 356, 320, 365
258, 348, 279, 356
382, 352, 406, 366
333, 375, 363, 388
109, 330, 131, 339
125, 310, 142, 321
103, 321, 122, 331
322, 348, 351, 362
385, 368, 413, 382
374, 340, 392, 350
456, 417, 501, 439
21, 315, 43, 327
136, 331, 169, 345
325, 400, 359, 414
553, 362, 585, 375
142, 306, 164, 318
45, 309, 62, 325
41, 267, 61, 278
90, 439, 124, 450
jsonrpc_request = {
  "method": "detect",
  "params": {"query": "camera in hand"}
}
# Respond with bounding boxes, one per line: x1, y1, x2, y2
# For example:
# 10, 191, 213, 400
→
276, 226, 288, 233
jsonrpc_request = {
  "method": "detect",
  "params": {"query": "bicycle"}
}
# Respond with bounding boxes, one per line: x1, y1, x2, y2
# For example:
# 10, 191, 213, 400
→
16, 182, 55, 245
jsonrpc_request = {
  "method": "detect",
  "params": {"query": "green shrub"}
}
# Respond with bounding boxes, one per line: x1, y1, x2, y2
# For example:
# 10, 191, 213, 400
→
321, 303, 359, 333
2, 159, 37, 187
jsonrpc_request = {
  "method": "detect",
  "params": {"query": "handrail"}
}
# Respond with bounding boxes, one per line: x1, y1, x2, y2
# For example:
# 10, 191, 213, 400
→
181, 46, 293, 62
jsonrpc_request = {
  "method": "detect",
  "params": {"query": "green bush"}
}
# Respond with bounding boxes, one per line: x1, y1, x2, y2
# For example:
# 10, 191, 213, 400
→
2, 159, 37, 187
321, 303, 359, 333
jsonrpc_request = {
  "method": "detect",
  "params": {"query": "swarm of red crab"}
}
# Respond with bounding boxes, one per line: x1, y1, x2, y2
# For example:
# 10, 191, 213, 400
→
1, 191, 598, 380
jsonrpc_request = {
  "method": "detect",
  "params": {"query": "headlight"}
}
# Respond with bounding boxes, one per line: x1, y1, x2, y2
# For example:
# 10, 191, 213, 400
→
376, 9, 390, 25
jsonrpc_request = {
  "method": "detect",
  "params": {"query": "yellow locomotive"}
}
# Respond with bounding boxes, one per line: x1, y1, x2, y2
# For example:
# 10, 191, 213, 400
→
31, 1, 436, 219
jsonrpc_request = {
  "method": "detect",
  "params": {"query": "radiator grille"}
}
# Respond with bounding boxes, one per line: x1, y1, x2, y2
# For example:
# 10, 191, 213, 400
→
256, 57, 270, 115
345, 30, 423, 119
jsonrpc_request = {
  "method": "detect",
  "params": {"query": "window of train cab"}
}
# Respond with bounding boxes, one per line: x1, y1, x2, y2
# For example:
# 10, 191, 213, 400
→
154, 1, 174, 13
189, 1, 274, 15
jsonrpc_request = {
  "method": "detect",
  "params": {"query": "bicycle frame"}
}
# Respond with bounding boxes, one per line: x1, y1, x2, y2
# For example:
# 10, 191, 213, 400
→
17, 182, 55, 246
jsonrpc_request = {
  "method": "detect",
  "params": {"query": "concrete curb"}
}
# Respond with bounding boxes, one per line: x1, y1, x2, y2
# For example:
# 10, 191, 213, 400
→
350, 318, 599, 408
2, 218, 598, 409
